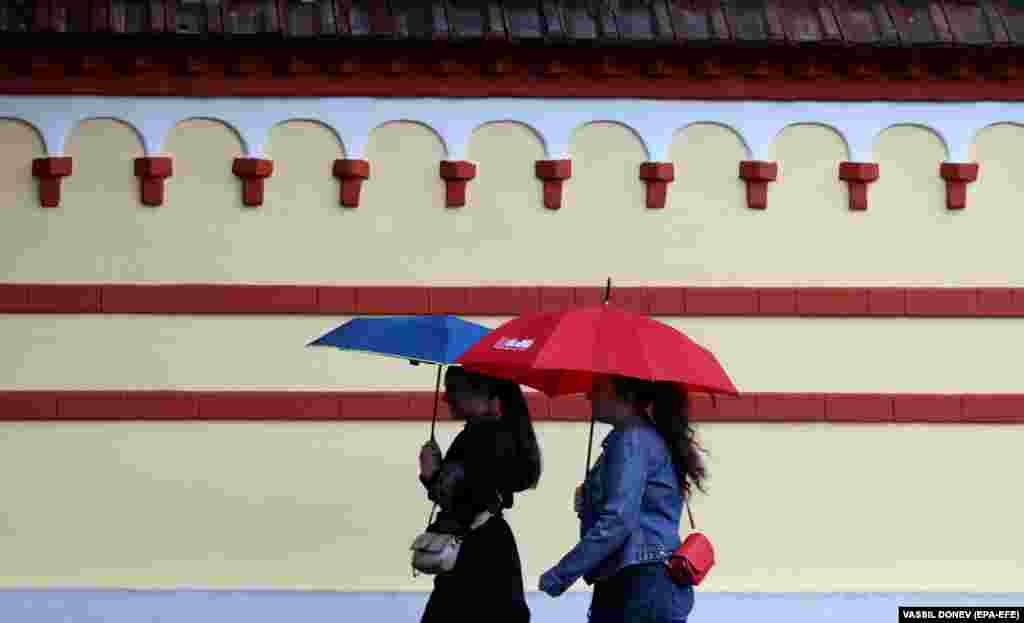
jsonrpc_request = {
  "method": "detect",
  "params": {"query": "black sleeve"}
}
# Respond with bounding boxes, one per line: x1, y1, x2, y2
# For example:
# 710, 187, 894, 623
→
421, 427, 504, 519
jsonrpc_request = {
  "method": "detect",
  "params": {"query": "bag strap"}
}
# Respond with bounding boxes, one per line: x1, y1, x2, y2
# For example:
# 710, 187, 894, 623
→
686, 500, 696, 530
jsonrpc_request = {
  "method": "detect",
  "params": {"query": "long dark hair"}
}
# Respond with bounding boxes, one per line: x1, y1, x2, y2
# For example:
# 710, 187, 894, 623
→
611, 375, 708, 498
492, 378, 543, 491
444, 366, 543, 492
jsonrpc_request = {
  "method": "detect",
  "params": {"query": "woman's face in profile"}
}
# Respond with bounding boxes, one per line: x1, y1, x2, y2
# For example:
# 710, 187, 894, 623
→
586, 377, 634, 426
443, 379, 499, 423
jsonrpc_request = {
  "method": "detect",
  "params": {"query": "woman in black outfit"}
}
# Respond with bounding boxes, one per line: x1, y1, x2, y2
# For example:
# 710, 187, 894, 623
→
418, 366, 543, 623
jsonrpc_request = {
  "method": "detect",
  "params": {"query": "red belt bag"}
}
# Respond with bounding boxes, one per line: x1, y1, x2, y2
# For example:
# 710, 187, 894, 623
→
665, 502, 716, 587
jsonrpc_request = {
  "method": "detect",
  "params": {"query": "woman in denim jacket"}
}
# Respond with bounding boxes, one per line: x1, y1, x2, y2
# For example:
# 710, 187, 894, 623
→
538, 375, 706, 623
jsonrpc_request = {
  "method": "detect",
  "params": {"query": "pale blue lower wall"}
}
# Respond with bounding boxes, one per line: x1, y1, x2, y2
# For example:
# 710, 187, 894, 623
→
1, 591, 1022, 622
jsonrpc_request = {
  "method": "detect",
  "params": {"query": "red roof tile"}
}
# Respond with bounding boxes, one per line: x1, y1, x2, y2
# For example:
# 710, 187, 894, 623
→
0, 0, 1021, 48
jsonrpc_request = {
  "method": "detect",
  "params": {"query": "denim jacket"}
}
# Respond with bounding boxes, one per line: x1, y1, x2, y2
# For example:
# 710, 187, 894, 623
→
542, 422, 684, 592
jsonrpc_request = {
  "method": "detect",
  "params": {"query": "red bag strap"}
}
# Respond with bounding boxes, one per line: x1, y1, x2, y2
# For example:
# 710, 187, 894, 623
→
686, 498, 696, 530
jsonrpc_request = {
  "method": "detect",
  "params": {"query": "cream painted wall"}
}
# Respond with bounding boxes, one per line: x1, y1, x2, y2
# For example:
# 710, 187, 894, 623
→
5, 119, 1024, 285
3, 314, 1024, 393
3, 117, 1023, 593
1, 420, 1021, 591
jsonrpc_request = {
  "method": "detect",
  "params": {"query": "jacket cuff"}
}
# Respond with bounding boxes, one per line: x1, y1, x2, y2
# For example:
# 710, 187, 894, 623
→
542, 568, 570, 595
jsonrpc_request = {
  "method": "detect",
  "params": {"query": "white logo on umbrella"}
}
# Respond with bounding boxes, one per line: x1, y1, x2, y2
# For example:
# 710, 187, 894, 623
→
493, 338, 534, 351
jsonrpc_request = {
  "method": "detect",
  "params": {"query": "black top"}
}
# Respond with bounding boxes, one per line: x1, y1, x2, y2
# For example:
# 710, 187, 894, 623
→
420, 420, 515, 533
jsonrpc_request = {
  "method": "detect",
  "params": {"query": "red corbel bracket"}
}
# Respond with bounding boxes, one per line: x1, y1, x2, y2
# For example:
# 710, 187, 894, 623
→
639, 162, 675, 210
32, 157, 73, 208
439, 160, 477, 208
333, 159, 370, 208
838, 162, 880, 211
535, 160, 572, 210
232, 158, 274, 207
940, 163, 979, 211
133, 157, 173, 207
738, 161, 778, 210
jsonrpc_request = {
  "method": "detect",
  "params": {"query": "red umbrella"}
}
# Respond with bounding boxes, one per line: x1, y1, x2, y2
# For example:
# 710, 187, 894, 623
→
459, 280, 735, 577
456, 279, 737, 482
455, 296, 738, 398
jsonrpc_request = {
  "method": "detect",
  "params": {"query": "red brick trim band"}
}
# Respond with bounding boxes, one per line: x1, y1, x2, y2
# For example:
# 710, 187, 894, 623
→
3, 284, 1024, 317
0, 391, 1020, 424
10, 70, 1024, 102
31, 157, 73, 208
133, 157, 173, 207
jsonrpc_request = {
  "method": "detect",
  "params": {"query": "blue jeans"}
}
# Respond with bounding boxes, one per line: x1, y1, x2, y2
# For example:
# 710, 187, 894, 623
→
588, 563, 694, 623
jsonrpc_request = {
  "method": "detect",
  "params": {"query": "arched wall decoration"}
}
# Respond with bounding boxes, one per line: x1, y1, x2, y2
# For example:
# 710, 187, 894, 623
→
4, 96, 999, 168
1, 96, 1011, 209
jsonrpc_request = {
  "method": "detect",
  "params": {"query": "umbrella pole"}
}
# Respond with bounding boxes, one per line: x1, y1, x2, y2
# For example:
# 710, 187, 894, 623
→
430, 364, 443, 442
584, 413, 596, 482
419, 363, 444, 572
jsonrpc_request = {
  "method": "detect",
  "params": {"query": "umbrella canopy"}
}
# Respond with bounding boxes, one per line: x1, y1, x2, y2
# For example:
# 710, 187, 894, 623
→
455, 305, 738, 397
308, 315, 492, 439
456, 295, 737, 484
309, 315, 491, 366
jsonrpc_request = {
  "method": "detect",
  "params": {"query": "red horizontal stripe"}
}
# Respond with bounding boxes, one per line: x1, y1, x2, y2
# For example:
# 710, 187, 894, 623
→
6, 76, 1024, 102
1, 391, 1022, 424
3, 285, 1024, 317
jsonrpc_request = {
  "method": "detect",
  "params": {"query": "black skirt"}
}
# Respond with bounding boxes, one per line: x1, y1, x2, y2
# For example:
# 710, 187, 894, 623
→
420, 514, 530, 623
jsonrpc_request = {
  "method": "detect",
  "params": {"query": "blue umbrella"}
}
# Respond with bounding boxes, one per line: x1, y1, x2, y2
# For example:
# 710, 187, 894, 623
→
308, 315, 491, 439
